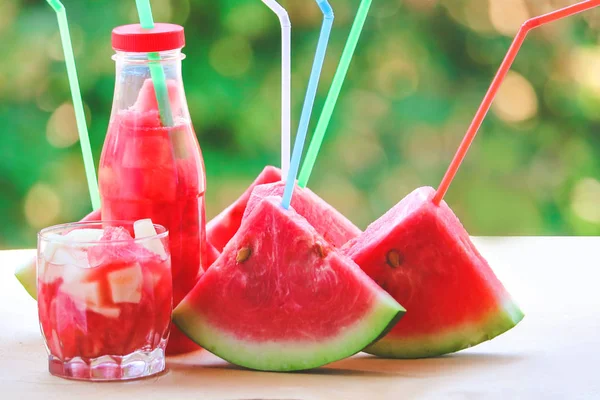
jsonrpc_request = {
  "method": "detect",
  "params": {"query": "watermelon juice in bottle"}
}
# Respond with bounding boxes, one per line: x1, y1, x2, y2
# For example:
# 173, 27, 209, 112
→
99, 24, 206, 355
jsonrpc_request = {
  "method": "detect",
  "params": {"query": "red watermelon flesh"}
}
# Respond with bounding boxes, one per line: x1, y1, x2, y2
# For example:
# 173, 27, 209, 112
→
174, 196, 404, 371
206, 166, 282, 252
244, 181, 361, 248
343, 186, 524, 358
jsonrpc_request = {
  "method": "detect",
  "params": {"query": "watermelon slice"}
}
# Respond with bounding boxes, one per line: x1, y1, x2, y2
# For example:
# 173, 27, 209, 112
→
342, 186, 524, 358
206, 242, 220, 268
244, 181, 361, 248
14, 254, 38, 300
15, 209, 102, 300
206, 166, 282, 252
174, 196, 404, 371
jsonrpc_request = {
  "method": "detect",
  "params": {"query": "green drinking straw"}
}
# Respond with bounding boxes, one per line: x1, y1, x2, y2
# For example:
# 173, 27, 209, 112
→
46, 0, 100, 211
135, 0, 174, 127
297, 0, 373, 188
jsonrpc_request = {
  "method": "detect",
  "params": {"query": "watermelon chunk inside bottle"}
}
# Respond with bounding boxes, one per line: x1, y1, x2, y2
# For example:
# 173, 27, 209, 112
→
99, 27, 207, 355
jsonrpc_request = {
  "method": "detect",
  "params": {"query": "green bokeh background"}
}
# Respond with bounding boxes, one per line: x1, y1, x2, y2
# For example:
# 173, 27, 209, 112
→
0, 0, 599, 249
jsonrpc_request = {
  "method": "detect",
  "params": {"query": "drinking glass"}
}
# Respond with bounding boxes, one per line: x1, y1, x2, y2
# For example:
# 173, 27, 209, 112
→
37, 221, 172, 381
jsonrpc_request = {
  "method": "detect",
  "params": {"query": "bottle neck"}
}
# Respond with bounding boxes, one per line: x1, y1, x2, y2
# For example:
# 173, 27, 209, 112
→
113, 49, 185, 64
111, 49, 190, 123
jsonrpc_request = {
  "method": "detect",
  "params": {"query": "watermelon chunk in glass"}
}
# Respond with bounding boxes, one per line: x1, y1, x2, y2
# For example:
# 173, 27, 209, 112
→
342, 186, 524, 358
244, 181, 361, 248
206, 166, 282, 252
15, 209, 102, 300
174, 196, 405, 372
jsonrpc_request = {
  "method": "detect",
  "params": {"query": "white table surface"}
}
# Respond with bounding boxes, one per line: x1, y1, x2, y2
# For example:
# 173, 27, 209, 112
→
1, 237, 599, 399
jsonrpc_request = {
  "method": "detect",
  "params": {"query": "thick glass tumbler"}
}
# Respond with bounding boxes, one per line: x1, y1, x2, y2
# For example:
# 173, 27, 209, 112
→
37, 221, 171, 381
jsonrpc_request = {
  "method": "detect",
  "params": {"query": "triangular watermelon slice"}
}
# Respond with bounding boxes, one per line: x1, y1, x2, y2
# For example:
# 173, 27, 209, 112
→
206, 166, 282, 252
174, 196, 404, 371
343, 186, 524, 358
244, 181, 361, 248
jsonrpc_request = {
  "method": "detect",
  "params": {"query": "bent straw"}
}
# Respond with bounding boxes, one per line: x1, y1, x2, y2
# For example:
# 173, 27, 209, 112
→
282, 0, 334, 209
46, 0, 100, 210
262, 0, 291, 180
135, 0, 174, 127
297, 0, 373, 188
433, 0, 600, 206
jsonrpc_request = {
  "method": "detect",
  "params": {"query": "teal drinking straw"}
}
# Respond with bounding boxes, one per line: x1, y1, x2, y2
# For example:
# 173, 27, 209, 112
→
281, 0, 334, 209
46, 0, 101, 211
298, 0, 373, 188
135, 0, 174, 127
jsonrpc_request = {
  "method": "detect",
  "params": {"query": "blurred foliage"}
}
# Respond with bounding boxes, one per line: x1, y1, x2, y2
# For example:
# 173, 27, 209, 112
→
0, 0, 599, 249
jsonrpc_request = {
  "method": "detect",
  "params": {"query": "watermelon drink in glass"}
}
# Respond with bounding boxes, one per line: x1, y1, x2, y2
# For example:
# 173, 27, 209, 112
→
37, 220, 171, 381
99, 24, 207, 354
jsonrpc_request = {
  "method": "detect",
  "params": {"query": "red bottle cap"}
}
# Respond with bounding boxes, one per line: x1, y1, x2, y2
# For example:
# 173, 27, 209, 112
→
112, 23, 185, 53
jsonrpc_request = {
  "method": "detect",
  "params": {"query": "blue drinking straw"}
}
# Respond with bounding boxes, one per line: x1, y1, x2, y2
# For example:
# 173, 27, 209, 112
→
298, 0, 373, 188
281, 0, 334, 209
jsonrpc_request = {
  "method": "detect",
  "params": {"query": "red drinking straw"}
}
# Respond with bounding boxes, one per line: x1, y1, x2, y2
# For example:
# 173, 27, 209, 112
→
433, 0, 600, 206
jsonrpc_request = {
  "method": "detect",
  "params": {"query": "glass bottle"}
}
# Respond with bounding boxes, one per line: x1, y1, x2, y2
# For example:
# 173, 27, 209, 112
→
99, 24, 206, 355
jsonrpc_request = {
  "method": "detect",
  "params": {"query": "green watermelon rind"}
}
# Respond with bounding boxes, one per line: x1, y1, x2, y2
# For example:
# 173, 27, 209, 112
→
173, 292, 405, 372
365, 299, 524, 359
15, 257, 37, 300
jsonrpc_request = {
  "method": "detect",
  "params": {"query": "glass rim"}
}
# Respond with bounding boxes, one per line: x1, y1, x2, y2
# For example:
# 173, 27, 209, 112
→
38, 220, 169, 246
